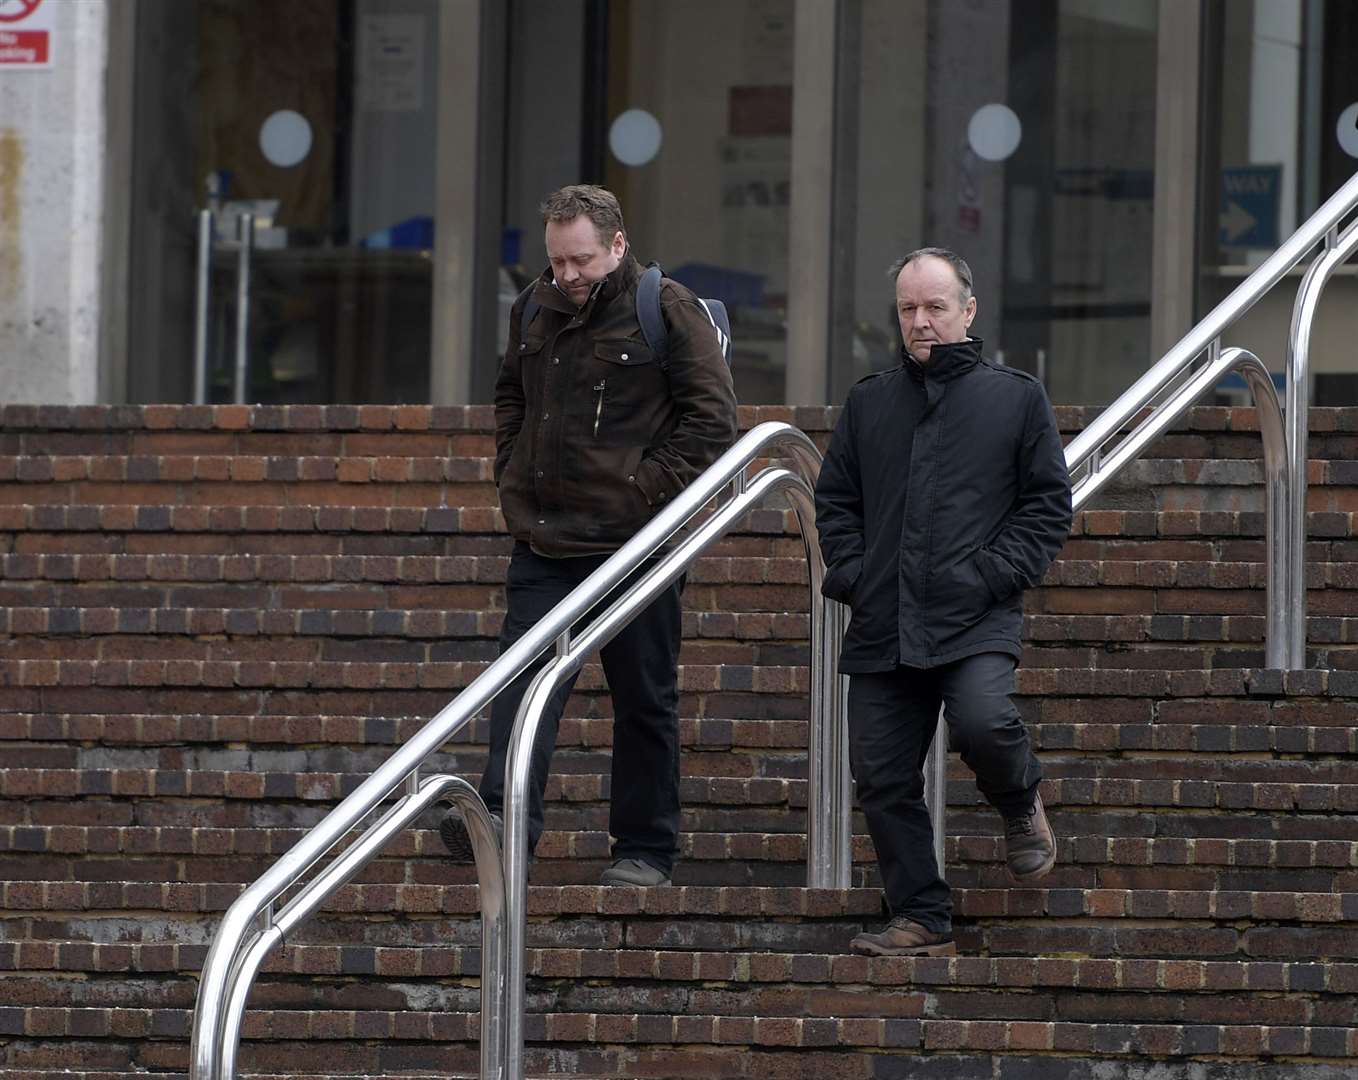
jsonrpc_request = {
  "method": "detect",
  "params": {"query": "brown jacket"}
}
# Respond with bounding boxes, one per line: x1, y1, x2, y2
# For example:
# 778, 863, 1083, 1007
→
495, 252, 738, 556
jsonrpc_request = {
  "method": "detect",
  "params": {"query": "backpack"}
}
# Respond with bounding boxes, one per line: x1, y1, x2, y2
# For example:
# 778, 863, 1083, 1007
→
520, 263, 733, 370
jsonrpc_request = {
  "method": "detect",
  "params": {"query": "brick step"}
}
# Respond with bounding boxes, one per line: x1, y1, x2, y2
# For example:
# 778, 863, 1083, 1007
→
6, 551, 1358, 592
2, 508, 1354, 553
1, 663, 1356, 701
6, 742, 1357, 785
7, 792, 1356, 840
17, 619, 1347, 673
1, 1049, 1354, 1080
4, 824, 1353, 876
4, 666, 1356, 708
0, 1012, 1353, 1072
6, 711, 1356, 760
8, 937, 1355, 997
1, 444, 1351, 478
6, 765, 1355, 815
1, 961, 1354, 1029
2, 444, 1354, 485
2, 831, 1353, 894
10, 802, 1352, 861
9, 641, 1358, 683
5, 881, 1354, 946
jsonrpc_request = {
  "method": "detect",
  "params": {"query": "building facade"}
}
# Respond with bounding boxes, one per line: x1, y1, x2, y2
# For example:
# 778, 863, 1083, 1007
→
2, 0, 1357, 408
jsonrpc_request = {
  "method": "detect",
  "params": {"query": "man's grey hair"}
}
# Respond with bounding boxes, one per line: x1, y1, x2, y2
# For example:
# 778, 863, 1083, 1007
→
887, 247, 973, 304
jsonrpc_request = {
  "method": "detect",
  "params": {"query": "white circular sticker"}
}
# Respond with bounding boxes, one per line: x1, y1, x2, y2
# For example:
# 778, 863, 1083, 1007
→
967, 104, 1022, 162
259, 110, 313, 168
609, 109, 663, 167
1337, 103, 1358, 159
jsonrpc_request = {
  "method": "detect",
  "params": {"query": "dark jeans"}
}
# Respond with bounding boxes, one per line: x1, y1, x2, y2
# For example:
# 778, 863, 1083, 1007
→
847, 652, 1042, 934
478, 541, 683, 874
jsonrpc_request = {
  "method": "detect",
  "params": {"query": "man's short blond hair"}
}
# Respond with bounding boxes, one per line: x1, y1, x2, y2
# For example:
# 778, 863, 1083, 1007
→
540, 185, 626, 247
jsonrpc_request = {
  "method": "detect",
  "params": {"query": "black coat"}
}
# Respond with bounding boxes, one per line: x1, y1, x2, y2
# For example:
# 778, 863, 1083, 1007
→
814, 338, 1072, 673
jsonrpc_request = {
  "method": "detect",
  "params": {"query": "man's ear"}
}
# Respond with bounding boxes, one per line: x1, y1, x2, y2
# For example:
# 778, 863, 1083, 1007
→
611, 230, 626, 258
964, 295, 977, 328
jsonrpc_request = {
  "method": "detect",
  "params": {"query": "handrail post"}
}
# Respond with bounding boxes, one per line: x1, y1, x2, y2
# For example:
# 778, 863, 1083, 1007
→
234, 213, 253, 405
1283, 218, 1358, 669
193, 209, 213, 405
500, 467, 825, 1080
923, 708, 947, 877
794, 486, 850, 889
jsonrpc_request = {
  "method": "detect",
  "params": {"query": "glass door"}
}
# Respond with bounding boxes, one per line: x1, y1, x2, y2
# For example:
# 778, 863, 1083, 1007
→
127, 0, 443, 404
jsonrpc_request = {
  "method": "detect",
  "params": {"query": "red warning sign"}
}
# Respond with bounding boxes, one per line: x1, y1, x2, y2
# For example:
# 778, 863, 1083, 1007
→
0, 0, 52, 70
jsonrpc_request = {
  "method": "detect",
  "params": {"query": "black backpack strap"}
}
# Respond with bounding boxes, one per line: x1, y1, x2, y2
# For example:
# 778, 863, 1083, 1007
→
636, 264, 670, 369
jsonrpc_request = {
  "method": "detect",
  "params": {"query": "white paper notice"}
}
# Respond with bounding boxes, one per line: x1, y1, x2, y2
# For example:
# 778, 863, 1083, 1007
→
359, 15, 424, 112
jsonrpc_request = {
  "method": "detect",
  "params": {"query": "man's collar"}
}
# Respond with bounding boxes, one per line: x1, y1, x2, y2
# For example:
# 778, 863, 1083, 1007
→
903, 337, 983, 382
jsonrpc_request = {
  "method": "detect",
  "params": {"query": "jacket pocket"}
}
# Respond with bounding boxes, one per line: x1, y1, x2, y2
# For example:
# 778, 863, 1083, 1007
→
589, 340, 664, 447
929, 553, 993, 632
821, 556, 863, 605
974, 546, 1018, 602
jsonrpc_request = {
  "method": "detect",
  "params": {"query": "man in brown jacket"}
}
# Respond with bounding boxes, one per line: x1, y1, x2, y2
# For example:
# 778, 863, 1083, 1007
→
439, 185, 738, 885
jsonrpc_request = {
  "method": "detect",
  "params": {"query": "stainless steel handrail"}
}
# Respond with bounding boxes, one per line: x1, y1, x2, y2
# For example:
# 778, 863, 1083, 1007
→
1067, 348, 1287, 660
499, 462, 839, 1080
1064, 169, 1358, 669
216, 775, 504, 1080
189, 420, 846, 1080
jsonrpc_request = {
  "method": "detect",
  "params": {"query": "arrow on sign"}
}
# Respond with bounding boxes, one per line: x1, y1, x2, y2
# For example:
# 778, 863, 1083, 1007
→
1220, 200, 1257, 243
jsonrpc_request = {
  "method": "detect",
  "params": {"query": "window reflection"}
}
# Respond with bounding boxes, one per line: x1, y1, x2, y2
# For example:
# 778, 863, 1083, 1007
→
128, 0, 438, 405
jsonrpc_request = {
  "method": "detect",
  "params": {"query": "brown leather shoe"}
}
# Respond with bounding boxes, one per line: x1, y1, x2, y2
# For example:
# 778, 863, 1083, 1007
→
849, 917, 956, 957
1004, 791, 1056, 883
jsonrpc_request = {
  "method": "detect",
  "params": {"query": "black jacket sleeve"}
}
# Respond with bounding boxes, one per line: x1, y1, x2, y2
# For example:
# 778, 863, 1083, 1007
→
975, 381, 1073, 600
814, 392, 866, 604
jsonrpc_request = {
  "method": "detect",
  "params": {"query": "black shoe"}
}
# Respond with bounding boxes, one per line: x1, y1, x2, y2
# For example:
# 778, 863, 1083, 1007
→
439, 807, 502, 862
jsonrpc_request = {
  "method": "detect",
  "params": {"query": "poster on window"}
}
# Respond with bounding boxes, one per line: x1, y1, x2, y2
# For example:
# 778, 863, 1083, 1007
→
358, 15, 424, 112
719, 136, 790, 297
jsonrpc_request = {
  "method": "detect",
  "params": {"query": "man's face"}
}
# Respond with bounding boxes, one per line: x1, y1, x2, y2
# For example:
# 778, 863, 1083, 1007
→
895, 255, 977, 363
545, 215, 625, 306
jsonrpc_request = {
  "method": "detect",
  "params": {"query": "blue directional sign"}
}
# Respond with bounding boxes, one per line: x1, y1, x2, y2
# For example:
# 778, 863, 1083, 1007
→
1220, 165, 1281, 248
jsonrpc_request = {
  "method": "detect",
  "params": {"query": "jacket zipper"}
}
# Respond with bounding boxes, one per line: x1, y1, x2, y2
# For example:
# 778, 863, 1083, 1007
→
593, 380, 606, 437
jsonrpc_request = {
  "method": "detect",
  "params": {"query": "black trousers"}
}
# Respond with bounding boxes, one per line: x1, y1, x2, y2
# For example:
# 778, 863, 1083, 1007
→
478, 541, 684, 874
847, 652, 1042, 934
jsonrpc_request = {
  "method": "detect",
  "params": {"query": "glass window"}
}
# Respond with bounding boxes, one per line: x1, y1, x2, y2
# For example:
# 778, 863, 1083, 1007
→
127, 0, 440, 404
837, 0, 1159, 406
499, 0, 795, 405
1201, 0, 1358, 406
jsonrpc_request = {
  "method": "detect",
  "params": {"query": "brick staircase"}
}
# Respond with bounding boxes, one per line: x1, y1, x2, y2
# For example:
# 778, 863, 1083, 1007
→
0, 403, 1355, 1079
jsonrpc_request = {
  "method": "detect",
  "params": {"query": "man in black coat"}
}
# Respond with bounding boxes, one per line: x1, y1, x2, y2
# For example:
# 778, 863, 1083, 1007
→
814, 248, 1072, 956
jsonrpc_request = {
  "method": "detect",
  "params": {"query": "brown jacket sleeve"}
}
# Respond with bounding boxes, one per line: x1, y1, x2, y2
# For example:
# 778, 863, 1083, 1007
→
632, 283, 739, 505
492, 289, 532, 486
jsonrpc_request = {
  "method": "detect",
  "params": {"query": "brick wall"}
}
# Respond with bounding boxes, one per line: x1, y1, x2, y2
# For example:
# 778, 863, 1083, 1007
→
1, 404, 1356, 1078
